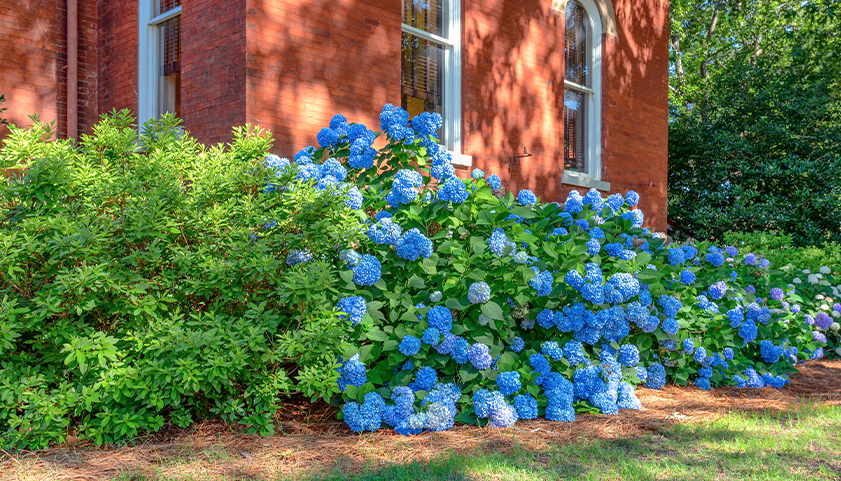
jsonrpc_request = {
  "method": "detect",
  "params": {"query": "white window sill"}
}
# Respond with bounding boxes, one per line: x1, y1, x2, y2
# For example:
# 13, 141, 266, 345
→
449, 151, 472, 167
562, 171, 611, 191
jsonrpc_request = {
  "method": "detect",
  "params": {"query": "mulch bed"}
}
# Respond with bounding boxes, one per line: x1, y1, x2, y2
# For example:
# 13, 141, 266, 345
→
3, 360, 840, 481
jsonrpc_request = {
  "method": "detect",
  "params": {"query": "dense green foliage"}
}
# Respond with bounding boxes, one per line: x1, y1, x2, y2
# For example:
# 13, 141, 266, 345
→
0, 112, 363, 449
0, 105, 833, 450
668, 0, 841, 246
722, 231, 841, 274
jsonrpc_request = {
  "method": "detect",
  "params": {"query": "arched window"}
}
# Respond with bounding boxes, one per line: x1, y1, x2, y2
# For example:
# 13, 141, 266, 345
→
563, 0, 605, 189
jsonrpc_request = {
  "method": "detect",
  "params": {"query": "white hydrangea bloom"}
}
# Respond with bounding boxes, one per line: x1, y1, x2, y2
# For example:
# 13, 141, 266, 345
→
792, 278, 802, 284
821, 304, 830, 311
802, 269, 811, 274
820, 280, 831, 286
819, 266, 831, 274
808, 274, 820, 285
430, 291, 442, 303
831, 322, 841, 331
833, 311, 841, 319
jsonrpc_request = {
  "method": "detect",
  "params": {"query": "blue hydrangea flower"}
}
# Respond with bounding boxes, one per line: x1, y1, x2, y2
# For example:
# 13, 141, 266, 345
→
537, 309, 555, 329
367, 217, 402, 245
415, 366, 437, 391
625, 190, 640, 207
608, 273, 640, 302
563, 340, 587, 365
517, 189, 537, 206
668, 248, 686, 266
658, 295, 683, 318
487, 174, 502, 190
708, 281, 727, 300
618, 344, 640, 367
467, 281, 491, 304
317, 127, 340, 148
682, 338, 695, 354
724, 347, 734, 360
694, 377, 711, 390
581, 283, 604, 304
605, 243, 623, 257
340, 354, 367, 390
422, 328, 441, 346
471, 168, 485, 179
396, 228, 434, 261
644, 363, 666, 389
662, 317, 680, 336
427, 306, 453, 333
693, 346, 707, 364
542, 341, 564, 361
769, 287, 784, 301
399, 335, 421, 356
586, 238, 601, 256
387, 169, 423, 207
706, 251, 725, 267
351, 254, 382, 286
497, 371, 522, 396
337, 296, 367, 326
514, 394, 538, 419
451, 337, 470, 364
679, 270, 697, 285
565, 270, 585, 290
529, 353, 552, 374
511, 337, 525, 353
529, 268, 554, 297
468, 343, 493, 370
438, 177, 469, 204
412, 111, 443, 137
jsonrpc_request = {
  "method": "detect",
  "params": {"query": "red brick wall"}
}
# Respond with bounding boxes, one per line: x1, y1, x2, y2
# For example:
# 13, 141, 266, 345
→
98, 0, 138, 118
245, 0, 402, 153
461, 0, 567, 209
600, 0, 670, 231
0, 0, 99, 139
182, 0, 247, 145
461, 0, 670, 231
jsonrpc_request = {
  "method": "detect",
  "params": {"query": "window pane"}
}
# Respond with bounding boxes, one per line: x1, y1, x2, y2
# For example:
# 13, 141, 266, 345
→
401, 32, 445, 142
564, 89, 586, 172
565, 1, 589, 87
157, 14, 181, 117
157, 0, 181, 16
402, 0, 447, 38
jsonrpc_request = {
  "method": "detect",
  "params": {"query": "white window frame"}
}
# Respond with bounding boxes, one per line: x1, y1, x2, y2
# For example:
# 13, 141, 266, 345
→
561, 0, 608, 191
138, 1, 182, 130
401, 0, 471, 166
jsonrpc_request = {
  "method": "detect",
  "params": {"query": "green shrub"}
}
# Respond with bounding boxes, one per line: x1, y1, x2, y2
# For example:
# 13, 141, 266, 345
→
722, 231, 841, 274
0, 112, 359, 449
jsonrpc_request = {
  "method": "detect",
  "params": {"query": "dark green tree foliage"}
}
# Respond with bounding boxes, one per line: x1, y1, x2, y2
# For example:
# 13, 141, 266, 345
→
668, 0, 841, 246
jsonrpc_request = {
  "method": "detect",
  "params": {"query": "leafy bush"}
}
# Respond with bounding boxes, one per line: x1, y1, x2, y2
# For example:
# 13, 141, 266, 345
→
0, 112, 362, 449
722, 231, 841, 274
0, 106, 831, 449
256, 105, 826, 434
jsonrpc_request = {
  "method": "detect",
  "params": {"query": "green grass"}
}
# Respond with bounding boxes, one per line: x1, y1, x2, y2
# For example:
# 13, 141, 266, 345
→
114, 404, 841, 481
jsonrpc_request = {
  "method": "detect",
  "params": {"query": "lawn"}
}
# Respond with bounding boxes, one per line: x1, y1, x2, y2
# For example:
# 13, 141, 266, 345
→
5, 361, 840, 481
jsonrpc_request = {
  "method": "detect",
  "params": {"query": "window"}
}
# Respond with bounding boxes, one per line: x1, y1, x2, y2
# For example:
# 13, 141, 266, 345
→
563, 0, 606, 189
401, 0, 468, 164
139, 0, 182, 127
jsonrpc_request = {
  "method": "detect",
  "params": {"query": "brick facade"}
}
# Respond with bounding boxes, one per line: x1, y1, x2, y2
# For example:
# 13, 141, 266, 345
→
0, 0, 669, 229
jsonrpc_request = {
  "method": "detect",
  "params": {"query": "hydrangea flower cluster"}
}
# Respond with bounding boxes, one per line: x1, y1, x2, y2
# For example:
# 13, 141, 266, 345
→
263, 106, 825, 437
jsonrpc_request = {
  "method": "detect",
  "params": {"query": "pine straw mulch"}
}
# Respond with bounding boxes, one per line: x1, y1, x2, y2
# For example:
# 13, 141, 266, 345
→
3, 359, 841, 481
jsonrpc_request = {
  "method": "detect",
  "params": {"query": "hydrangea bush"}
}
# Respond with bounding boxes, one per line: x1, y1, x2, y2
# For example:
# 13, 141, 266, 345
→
262, 105, 827, 433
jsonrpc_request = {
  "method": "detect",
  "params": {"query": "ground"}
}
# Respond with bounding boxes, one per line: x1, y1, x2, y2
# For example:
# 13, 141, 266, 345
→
2, 361, 840, 481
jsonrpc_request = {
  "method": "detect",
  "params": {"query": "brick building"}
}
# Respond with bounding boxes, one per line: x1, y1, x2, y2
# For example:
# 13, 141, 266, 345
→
0, 0, 669, 229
